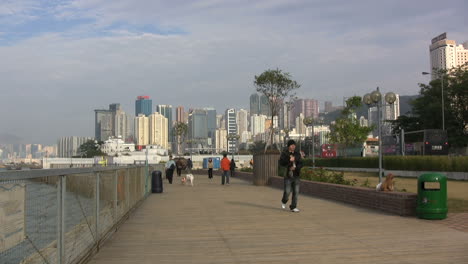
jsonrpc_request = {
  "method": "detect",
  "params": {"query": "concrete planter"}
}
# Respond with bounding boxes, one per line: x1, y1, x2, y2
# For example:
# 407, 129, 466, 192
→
253, 153, 280, 186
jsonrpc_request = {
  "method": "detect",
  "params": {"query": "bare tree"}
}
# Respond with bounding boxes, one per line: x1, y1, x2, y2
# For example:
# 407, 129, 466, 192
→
254, 69, 301, 153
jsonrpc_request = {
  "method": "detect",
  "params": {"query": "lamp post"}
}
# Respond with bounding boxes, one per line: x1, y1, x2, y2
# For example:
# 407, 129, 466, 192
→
303, 117, 315, 168
422, 71, 445, 131
363, 87, 397, 183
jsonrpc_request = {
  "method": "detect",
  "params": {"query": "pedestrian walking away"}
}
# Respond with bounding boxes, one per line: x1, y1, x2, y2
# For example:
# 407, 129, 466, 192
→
165, 155, 176, 184
279, 139, 302, 212
230, 158, 236, 178
220, 153, 231, 185
187, 158, 193, 173
208, 158, 214, 180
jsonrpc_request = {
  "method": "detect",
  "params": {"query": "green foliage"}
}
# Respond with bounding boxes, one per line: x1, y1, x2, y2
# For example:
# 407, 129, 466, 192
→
360, 178, 371, 188
303, 156, 468, 172
329, 96, 373, 156
240, 167, 253, 172
173, 122, 188, 154
301, 167, 357, 186
401, 64, 468, 147
78, 140, 105, 158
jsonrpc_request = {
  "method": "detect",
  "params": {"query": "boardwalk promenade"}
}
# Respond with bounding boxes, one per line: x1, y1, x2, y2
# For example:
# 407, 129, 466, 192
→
89, 174, 468, 264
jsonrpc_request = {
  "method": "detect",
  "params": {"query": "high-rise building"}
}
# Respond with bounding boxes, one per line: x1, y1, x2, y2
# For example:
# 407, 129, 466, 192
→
96, 104, 130, 142
204, 108, 217, 149
430, 33, 468, 76
134, 114, 149, 146
237, 109, 249, 136
156, 105, 173, 149
225, 108, 237, 153
324, 101, 333, 113
188, 109, 208, 150
95, 109, 113, 141
250, 94, 260, 115
110, 103, 129, 140
57, 136, 93, 157
250, 93, 271, 116
176, 106, 185, 123
149, 112, 168, 149
293, 98, 319, 121
215, 128, 227, 153
295, 113, 306, 135
250, 114, 267, 136
135, 96, 152, 116
216, 114, 224, 129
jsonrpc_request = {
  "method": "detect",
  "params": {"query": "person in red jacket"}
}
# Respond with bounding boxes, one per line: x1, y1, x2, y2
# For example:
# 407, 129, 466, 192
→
220, 153, 231, 185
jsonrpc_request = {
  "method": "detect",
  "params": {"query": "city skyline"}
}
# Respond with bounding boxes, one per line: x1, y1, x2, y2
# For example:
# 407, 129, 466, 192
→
0, 1, 467, 144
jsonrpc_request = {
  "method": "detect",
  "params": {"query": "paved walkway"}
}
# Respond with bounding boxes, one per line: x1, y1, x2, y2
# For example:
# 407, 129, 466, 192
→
89, 174, 468, 264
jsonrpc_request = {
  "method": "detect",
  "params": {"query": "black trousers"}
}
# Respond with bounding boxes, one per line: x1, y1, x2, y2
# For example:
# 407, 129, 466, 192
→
166, 169, 174, 184
208, 168, 213, 179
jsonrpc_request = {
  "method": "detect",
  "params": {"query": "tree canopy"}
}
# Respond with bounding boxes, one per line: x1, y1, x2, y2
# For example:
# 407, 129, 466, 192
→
394, 64, 468, 147
329, 96, 373, 156
254, 68, 300, 152
78, 140, 105, 158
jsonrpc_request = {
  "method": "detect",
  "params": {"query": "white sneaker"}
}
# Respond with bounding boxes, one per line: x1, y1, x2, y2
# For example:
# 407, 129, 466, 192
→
291, 208, 300, 213
281, 203, 287, 209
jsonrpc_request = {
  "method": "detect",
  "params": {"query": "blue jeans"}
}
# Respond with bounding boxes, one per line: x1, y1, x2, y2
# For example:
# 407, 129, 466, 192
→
282, 177, 300, 209
222, 170, 230, 185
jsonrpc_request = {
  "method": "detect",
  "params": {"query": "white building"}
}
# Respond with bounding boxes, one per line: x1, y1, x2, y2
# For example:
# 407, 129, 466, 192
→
101, 136, 135, 155
57, 136, 94, 158
237, 109, 249, 136
240, 131, 252, 144
134, 114, 149, 146
215, 128, 227, 153
430, 33, 468, 76
149, 112, 168, 150
250, 114, 267, 136
225, 108, 237, 153
295, 113, 306, 135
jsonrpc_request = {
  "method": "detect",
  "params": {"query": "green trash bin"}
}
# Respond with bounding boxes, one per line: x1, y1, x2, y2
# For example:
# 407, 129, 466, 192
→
416, 173, 447, 220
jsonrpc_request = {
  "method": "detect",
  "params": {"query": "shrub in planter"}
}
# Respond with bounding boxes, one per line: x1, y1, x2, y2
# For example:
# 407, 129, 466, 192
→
301, 167, 356, 186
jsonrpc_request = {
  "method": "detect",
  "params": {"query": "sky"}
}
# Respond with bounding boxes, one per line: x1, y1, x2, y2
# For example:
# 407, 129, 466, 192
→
0, 0, 467, 145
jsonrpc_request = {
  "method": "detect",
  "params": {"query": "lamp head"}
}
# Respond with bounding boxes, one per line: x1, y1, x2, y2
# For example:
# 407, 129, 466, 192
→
422, 72, 430, 75
370, 90, 382, 104
385, 92, 397, 104
363, 93, 372, 105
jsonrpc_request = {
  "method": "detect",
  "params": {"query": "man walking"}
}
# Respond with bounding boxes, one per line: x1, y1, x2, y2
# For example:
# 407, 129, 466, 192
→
165, 155, 176, 184
220, 153, 231, 185
279, 140, 302, 212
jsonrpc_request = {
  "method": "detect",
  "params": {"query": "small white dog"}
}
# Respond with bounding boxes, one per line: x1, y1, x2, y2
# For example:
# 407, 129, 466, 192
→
185, 173, 194, 186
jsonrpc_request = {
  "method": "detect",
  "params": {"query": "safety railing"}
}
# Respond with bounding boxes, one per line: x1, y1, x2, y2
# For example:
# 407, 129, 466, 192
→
0, 165, 163, 264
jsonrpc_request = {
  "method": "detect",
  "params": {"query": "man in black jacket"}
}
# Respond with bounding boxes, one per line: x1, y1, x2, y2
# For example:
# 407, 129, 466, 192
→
279, 139, 302, 212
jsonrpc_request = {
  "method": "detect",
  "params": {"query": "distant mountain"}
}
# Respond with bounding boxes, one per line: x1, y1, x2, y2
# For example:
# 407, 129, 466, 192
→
0, 133, 22, 144
320, 95, 419, 124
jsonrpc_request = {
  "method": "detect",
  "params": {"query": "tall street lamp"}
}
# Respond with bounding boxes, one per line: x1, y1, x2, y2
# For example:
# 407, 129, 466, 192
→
303, 117, 315, 168
422, 71, 445, 131
363, 87, 397, 183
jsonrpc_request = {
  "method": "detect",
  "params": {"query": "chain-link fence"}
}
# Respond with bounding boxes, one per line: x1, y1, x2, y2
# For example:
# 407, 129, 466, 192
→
0, 165, 161, 264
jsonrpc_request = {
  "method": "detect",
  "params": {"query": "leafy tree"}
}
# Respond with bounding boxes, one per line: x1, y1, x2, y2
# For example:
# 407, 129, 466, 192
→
329, 96, 373, 156
78, 140, 105, 158
403, 64, 468, 147
173, 122, 188, 154
254, 69, 301, 153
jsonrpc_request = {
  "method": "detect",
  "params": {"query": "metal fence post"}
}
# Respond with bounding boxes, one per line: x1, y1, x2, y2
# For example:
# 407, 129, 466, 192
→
57, 175, 66, 264
114, 170, 118, 220
95, 172, 100, 246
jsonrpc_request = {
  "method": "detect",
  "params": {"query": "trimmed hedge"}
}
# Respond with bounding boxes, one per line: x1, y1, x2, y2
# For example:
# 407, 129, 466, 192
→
303, 156, 468, 172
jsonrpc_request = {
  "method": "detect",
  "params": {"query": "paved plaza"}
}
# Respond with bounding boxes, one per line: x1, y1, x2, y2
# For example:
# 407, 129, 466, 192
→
89, 174, 468, 264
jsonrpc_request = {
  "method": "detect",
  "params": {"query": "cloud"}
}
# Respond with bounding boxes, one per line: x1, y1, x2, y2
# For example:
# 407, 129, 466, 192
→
0, 0, 467, 144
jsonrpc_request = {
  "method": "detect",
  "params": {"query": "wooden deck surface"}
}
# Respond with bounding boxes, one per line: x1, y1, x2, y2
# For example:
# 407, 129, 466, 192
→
89, 174, 468, 264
